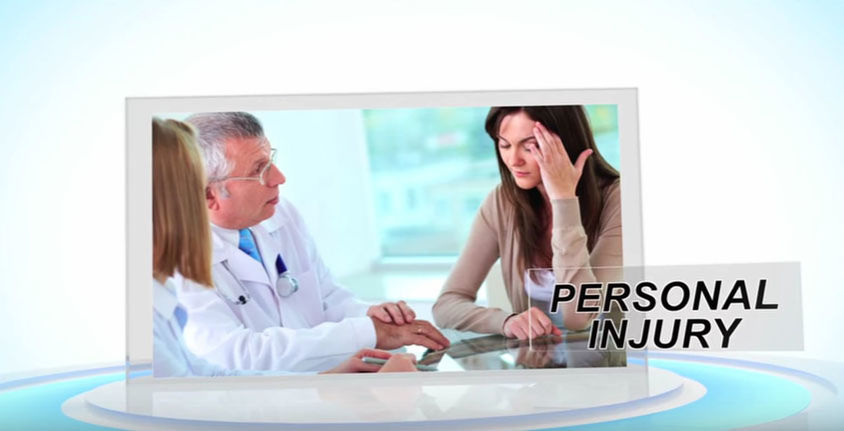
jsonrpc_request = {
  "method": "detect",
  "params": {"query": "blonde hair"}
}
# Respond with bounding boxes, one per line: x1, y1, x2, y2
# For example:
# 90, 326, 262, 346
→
152, 118, 214, 287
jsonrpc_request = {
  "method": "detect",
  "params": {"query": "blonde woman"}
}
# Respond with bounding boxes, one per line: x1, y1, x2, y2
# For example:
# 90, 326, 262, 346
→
152, 118, 415, 376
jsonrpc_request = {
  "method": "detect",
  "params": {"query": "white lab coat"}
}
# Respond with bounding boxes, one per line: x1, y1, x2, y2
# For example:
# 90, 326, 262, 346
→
177, 198, 376, 372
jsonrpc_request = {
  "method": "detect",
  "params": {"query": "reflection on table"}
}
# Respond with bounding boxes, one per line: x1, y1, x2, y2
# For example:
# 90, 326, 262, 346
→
419, 329, 627, 371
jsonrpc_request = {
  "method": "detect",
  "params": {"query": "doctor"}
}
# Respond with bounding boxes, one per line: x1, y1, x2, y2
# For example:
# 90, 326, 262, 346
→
152, 117, 418, 377
177, 112, 449, 372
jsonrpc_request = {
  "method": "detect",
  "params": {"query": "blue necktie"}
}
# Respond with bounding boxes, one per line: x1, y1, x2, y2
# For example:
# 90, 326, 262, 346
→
173, 305, 188, 330
238, 229, 263, 264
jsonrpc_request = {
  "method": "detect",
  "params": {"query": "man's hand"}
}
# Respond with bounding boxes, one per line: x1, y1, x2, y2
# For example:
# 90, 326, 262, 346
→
372, 318, 450, 351
367, 301, 416, 325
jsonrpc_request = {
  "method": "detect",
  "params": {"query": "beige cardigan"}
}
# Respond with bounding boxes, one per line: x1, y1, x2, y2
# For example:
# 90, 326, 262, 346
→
432, 180, 622, 334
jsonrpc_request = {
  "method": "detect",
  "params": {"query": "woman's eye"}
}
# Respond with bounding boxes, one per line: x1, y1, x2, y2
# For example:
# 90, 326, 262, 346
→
499, 143, 511, 149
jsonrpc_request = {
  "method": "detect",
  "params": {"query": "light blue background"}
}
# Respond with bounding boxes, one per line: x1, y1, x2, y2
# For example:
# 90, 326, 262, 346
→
1, 1, 842, 375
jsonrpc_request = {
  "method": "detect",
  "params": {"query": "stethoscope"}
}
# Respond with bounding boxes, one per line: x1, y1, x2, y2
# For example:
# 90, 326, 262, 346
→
219, 253, 299, 306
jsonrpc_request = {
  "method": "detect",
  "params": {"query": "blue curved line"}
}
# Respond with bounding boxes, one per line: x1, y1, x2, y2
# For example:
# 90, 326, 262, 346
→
0, 365, 125, 392
645, 352, 839, 394
539, 358, 812, 430
0, 372, 123, 430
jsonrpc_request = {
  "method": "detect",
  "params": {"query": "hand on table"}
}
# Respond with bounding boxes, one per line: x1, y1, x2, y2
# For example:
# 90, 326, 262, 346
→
321, 348, 393, 374
379, 353, 419, 373
367, 300, 416, 325
503, 307, 563, 340
371, 318, 450, 351
321, 349, 420, 374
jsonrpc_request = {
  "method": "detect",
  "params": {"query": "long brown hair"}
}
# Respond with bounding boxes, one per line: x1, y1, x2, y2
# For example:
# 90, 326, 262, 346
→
485, 106, 620, 274
152, 118, 214, 287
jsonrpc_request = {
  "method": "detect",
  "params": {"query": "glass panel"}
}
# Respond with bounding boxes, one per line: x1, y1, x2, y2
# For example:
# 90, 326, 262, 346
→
526, 262, 802, 352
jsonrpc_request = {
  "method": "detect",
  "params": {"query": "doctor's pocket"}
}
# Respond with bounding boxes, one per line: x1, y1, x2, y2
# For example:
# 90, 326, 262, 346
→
278, 268, 326, 328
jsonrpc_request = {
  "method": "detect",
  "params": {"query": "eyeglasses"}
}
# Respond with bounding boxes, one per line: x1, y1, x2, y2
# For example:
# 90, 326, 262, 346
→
220, 148, 277, 186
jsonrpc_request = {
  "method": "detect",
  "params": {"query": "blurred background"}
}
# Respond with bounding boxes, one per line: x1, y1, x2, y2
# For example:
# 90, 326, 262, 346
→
168, 105, 619, 304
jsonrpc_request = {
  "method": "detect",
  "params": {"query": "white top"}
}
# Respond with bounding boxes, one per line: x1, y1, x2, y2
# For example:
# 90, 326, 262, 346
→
177, 198, 376, 372
523, 269, 557, 302
523, 269, 566, 329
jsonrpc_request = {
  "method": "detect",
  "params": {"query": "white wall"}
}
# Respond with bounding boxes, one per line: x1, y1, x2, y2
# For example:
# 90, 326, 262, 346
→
258, 110, 380, 278
0, 0, 842, 375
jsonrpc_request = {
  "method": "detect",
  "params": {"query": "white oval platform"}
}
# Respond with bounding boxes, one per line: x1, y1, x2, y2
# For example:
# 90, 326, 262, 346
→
63, 365, 704, 430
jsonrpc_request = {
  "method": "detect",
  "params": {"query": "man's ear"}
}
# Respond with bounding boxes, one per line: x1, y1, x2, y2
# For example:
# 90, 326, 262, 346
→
206, 185, 220, 212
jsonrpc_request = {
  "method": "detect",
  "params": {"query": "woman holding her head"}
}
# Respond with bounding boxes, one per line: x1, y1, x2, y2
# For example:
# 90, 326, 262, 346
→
152, 118, 415, 376
432, 106, 621, 340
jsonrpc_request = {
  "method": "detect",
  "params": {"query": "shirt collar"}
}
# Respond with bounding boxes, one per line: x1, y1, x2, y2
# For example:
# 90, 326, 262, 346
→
211, 223, 240, 248
153, 278, 179, 318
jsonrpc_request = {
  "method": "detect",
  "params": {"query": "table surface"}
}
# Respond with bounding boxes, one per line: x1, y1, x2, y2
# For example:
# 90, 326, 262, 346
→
418, 328, 627, 371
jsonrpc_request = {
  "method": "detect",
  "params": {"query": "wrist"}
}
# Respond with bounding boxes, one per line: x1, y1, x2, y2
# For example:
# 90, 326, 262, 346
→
501, 313, 517, 335
547, 187, 576, 200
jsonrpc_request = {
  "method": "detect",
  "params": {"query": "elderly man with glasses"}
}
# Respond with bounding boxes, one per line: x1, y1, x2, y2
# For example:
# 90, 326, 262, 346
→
175, 112, 449, 373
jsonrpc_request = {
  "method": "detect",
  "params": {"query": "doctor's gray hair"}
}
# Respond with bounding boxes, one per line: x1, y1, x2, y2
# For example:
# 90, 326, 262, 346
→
184, 112, 266, 184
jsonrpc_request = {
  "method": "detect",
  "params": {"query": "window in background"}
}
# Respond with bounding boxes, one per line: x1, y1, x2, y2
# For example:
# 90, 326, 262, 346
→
363, 105, 619, 259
